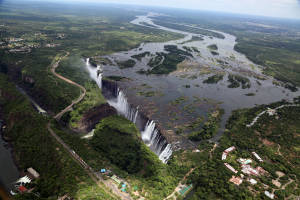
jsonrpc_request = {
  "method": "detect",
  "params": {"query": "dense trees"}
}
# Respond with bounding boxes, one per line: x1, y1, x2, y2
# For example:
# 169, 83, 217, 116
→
91, 115, 160, 176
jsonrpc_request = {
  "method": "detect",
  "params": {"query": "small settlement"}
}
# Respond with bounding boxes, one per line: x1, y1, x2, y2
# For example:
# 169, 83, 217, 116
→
10, 167, 40, 196
221, 146, 275, 199
0, 32, 65, 54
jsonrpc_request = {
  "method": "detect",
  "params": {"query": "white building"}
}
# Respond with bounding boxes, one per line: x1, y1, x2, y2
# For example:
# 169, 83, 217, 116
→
224, 163, 238, 174
27, 167, 40, 179
252, 152, 263, 162
224, 146, 235, 153
238, 158, 252, 165
249, 179, 257, 185
222, 152, 227, 160
264, 191, 274, 199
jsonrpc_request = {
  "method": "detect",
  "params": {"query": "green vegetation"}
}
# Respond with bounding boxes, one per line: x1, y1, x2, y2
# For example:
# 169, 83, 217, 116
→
137, 91, 158, 97
69, 81, 106, 128
234, 34, 300, 87
183, 46, 193, 52
153, 20, 225, 39
203, 74, 224, 84
140, 22, 157, 28
0, 74, 116, 199
228, 74, 251, 89
179, 36, 203, 44
170, 96, 188, 105
148, 45, 191, 74
189, 109, 224, 141
0, 1, 182, 114
131, 51, 151, 61
91, 115, 161, 176
154, 10, 300, 87
207, 44, 218, 50
148, 52, 164, 68
188, 99, 300, 199
105, 75, 128, 81
52, 112, 204, 200
245, 93, 256, 96
191, 46, 200, 53
117, 59, 136, 69
89, 57, 98, 67
210, 51, 219, 56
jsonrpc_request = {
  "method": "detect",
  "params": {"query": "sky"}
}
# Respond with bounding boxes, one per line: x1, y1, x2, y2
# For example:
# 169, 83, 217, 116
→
59, 0, 300, 19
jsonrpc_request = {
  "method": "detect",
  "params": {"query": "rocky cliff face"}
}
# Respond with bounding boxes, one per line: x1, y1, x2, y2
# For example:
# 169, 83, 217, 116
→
77, 103, 117, 132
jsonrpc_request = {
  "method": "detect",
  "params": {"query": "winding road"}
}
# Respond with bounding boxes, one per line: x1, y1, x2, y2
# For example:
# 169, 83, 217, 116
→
50, 52, 87, 120
47, 52, 132, 200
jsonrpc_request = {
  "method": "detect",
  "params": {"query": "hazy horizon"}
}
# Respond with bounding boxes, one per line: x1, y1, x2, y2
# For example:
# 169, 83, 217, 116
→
42, 0, 300, 19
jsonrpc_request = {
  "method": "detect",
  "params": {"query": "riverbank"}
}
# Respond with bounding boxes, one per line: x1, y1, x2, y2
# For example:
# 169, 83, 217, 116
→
91, 13, 300, 151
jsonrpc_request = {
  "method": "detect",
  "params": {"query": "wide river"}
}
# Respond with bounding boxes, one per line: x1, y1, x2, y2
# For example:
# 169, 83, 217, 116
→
92, 12, 300, 146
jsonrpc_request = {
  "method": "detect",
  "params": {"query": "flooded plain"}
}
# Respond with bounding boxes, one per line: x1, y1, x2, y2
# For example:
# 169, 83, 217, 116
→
89, 13, 300, 146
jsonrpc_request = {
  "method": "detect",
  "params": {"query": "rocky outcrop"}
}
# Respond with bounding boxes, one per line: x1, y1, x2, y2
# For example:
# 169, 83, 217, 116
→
77, 103, 117, 132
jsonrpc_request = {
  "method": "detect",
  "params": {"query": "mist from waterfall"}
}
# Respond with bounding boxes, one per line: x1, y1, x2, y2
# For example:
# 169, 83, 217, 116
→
107, 89, 139, 123
85, 58, 173, 163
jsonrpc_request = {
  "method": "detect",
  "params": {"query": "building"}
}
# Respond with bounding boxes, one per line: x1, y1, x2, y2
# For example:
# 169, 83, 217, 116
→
264, 191, 274, 199
222, 146, 236, 160
256, 166, 266, 175
252, 152, 263, 162
224, 146, 236, 153
15, 176, 31, 185
224, 163, 238, 174
229, 176, 243, 185
248, 179, 257, 185
266, 108, 276, 116
27, 167, 40, 179
238, 158, 252, 165
241, 165, 259, 176
18, 185, 27, 193
222, 152, 227, 160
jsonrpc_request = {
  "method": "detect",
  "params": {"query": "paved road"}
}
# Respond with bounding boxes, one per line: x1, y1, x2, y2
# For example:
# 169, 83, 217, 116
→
47, 53, 132, 200
246, 104, 300, 127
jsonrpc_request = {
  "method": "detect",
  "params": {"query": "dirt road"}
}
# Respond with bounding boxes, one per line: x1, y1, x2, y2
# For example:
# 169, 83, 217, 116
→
49, 52, 86, 120
47, 53, 132, 200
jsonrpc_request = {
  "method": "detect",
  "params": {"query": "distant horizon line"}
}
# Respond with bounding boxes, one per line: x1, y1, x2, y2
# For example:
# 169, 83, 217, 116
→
4, 0, 300, 21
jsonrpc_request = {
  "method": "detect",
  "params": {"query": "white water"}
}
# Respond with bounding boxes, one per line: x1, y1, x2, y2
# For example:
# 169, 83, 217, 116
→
16, 86, 47, 114
107, 89, 140, 123
85, 58, 102, 89
85, 58, 172, 163
108, 89, 172, 163
141, 120, 172, 163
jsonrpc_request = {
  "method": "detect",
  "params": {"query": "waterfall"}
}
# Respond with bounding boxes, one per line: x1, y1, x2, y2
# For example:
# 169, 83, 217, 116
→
107, 89, 139, 123
96, 65, 102, 89
85, 57, 172, 163
85, 58, 102, 89
142, 120, 172, 163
